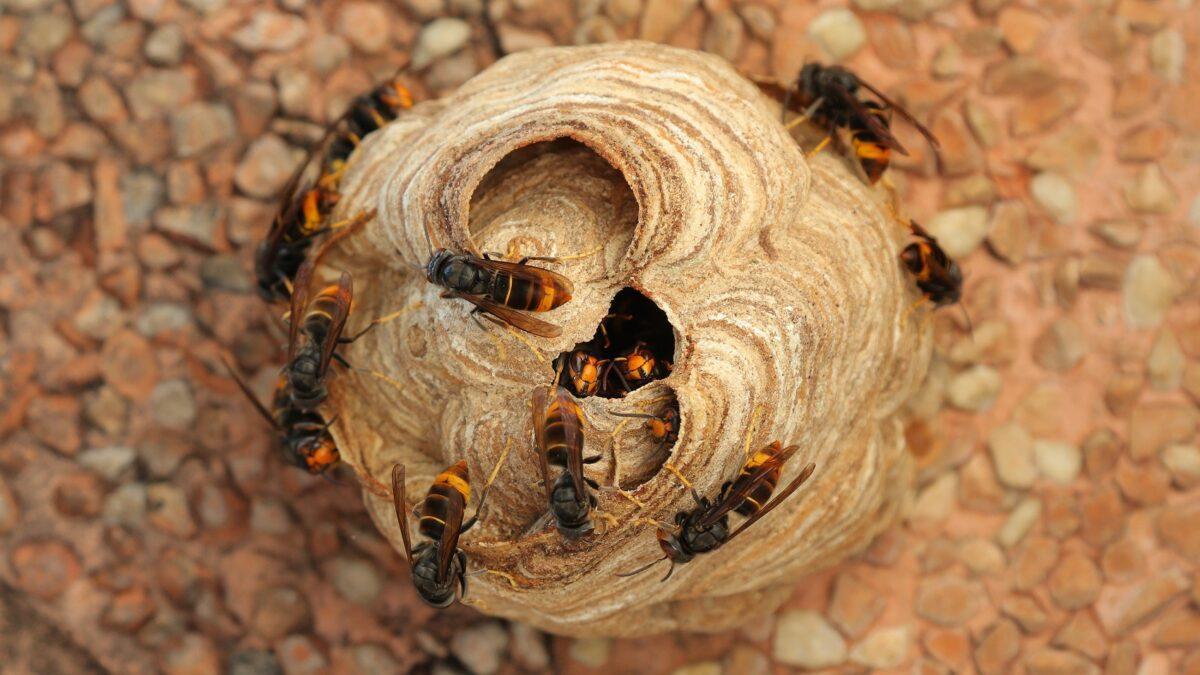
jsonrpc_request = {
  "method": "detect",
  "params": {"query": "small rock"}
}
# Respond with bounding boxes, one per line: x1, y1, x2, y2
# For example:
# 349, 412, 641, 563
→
931, 42, 963, 79
925, 205, 989, 258
986, 201, 1030, 264
102, 586, 157, 633
78, 75, 129, 126
736, 4, 774, 41
1148, 29, 1184, 83
1152, 609, 1200, 648
229, 649, 283, 675
73, 291, 123, 340
1047, 553, 1101, 610
150, 379, 196, 430
1124, 164, 1177, 214
127, 69, 196, 121
1129, 402, 1197, 460
103, 483, 148, 526
982, 56, 1058, 96
1157, 502, 1200, 561
449, 621, 509, 675
234, 135, 301, 199
337, 2, 391, 53
1123, 254, 1177, 328
922, 629, 969, 672
723, 646, 769, 675
509, 623, 549, 671
144, 24, 185, 65
251, 587, 311, 641
773, 610, 847, 668
849, 624, 911, 669
1079, 485, 1124, 547
1001, 596, 1048, 634
638, 0, 699, 43
170, 102, 235, 158
349, 645, 400, 674
0, 478, 18, 534
329, 556, 382, 606
1034, 440, 1081, 484
997, 6, 1047, 54
1030, 172, 1077, 224
670, 664, 720, 675
974, 619, 1020, 675
947, 365, 1001, 411
1012, 535, 1059, 591
568, 638, 610, 668
702, 10, 744, 62
11, 539, 81, 599
1117, 123, 1174, 163
1089, 219, 1142, 249
1011, 83, 1084, 137
997, 497, 1041, 548
154, 202, 223, 250
147, 483, 197, 539
232, 11, 307, 52
161, 633, 220, 675
1096, 569, 1188, 635
910, 473, 958, 523
136, 303, 194, 337
829, 571, 885, 638
1032, 319, 1086, 371
914, 577, 984, 627
1102, 537, 1147, 583
1147, 330, 1184, 390
958, 537, 1005, 576
1023, 648, 1099, 675
1162, 444, 1200, 488
276, 635, 328, 675
807, 8, 866, 61
964, 99, 1001, 148
1052, 611, 1107, 660
412, 18, 472, 69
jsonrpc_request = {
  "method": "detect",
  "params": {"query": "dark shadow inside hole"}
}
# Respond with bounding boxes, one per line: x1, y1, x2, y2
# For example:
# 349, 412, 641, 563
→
553, 288, 675, 399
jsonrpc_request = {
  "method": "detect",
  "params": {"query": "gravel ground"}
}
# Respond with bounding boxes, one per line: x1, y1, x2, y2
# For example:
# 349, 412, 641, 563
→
1, 0, 1198, 673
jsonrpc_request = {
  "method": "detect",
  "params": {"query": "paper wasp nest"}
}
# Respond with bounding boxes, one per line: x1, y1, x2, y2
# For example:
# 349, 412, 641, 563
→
323, 42, 931, 636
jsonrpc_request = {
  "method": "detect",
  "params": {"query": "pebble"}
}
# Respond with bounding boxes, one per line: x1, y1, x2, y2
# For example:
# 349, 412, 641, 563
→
958, 537, 1005, 576
228, 649, 284, 675
773, 610, 846, 668
1012, 84, 1083, 137
73, 291, 123, 340
1032, 319, 1085, 372
1129, 402, 1197, 460
350, 644, 400, 674
848, 624, 911, 669
1156, 502, 1200, 561
147, 483, 197, 538
102, 585, 157, 632
1152, 609, 1200, 648
154, 202, 223, 250
997, 497, 1041, 548
1012, 535, 1059, 591
127, 69, 196, 121
1117, 123, 1174, 163
983, 56, 1058, 96
251, 587, 311, 641
1162, 444, 1200, 488
1102, 537, 1147, 582
1103, 375, 1142, 419
412, 18, 472, 69
807, 9, 866, 61
1052, 611, 1107, 660
1001, 596, 1048, 634
234, 135, 301, 199
974, 619, 1020, 675
910, 473, 957, 523
914, 577, 984, 627
985, 201, 1029, 264
144, 24, 185, 65
0, 478, 18, 534
150, 379, 197, 430
170, 102, 235, 158
1096, 569, 1188, 635
27, 395, 82, 456
1148, 29, 1184, 83
103, 483, 148, 526
449, 621, 509, 675
1033, 440, 1081, 484
1026, 127, 1101, 176
11, 539, 81, 599
996, 6, 1047, 54
508, 623, 550, 671
1023, 648, 1098, 675
160, 633, 220, 675
1124, 164, 1177, 214
135, 303, 194, 337
736, 4, 774, 41
1146, 329, 1184, 390
947, 365, 1001, 412
638, 0, 698, 43
232, 11, 307, 52
337, 2, 392, 53
931, 42, 964, 79
329, 556, 382, 606
568, 638, 610, 668
1030, 172, 1077, 224
78, 75, 130, 126
829, 571, 885, 638
925, 205, 989, 258
1047, 552, 1101, 610
964, 99, 1000, 148
702, 10, 743, 62
1079, 485, 1124, 547
54, 472, 106, 518
276, 635, 329, 675
922, 629, 969, 672
1122, 255, 1177, 328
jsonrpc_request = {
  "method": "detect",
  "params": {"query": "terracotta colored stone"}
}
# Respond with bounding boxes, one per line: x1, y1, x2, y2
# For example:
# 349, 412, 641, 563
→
1101, 537, 1146, 582
1002, 595, 1049, 634
1096, 569, 1189, 635
1157, 502, 1200, 561
10, 539, 81, 600
100, 329, 160, 402
1051, 611, 1107, 660
1114, 460, 1170, 505
1048, 552, 1101, 610
1153, 609, 1200, 648
1080, 484, 1125, 547
915, 576, 986, 627
923, 628, 970, 672
828, 572, 885, 638
974, 619, 1020, 675
1012, 536, 1060, 591
1024, 648, 1100, 675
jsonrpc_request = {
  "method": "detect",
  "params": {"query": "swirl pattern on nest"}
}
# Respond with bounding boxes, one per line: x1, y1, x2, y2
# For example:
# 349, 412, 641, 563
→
321, 42, 930, 636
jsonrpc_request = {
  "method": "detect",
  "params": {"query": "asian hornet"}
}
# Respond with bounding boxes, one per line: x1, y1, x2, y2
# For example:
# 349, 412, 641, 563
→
619, 442, 815, 581
426, 250, 574, 338
532, 386, 601, 539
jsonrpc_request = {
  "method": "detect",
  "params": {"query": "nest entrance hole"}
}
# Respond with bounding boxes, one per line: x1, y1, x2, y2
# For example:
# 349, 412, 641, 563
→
553, 288, 675, 399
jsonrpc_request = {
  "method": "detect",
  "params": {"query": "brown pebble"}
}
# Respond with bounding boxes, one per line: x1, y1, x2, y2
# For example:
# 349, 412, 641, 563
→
1012, 536, 1060, 591
10, 539, 81, 599
915, 576, 986, 627
974, 619, 1020, 675
828, 571, 885, 638
1047, 552, 1101, 610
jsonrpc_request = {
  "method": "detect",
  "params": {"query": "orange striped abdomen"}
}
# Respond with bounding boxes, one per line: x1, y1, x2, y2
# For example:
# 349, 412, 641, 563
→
418, 461, 469, 539
542, 397, 584, 468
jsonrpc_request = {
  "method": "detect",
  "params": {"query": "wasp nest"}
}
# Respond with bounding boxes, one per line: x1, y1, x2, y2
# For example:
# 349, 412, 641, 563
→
321, 41, 931, 636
